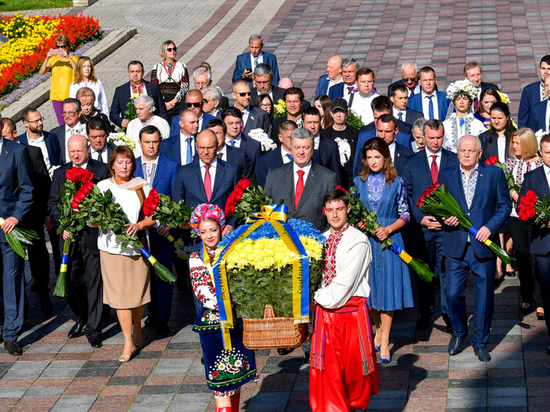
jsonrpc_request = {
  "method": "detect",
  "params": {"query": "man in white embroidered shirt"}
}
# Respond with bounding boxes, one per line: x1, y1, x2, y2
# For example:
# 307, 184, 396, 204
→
309, 187, 379, 412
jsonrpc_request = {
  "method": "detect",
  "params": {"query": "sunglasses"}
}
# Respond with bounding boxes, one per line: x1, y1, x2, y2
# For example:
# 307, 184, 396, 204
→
403, 77, 417, 82
238, 92, 251, 97
186, 102, 202, 108
56, 44, 68, 49
166, 47, 177, 52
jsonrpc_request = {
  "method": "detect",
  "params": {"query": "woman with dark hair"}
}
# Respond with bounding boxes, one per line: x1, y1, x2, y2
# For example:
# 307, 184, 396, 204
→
39, 33, 78, 125
151, 40, 189, 120
353, 137, 413, 364
97, 146, 156, 362
314, 95, 334, 129
475, 88, 501, 127
256, 93, 274, 120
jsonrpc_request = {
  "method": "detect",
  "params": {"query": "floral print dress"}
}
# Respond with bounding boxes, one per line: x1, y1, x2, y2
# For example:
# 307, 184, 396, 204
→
189, 247, 256, 396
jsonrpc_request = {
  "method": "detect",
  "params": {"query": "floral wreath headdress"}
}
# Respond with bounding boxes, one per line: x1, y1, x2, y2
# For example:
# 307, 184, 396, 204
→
190, 203, 226, 235
446, 79, 478, 101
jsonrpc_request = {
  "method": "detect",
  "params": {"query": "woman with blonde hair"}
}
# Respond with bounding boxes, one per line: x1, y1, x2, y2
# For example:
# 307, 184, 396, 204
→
70, 56, 109, 117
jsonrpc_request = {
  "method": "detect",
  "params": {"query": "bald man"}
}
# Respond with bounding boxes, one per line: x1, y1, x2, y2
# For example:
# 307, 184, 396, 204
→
314, 55, 343, 98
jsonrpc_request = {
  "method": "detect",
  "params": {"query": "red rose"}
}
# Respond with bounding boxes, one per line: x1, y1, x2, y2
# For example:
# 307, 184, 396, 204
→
237, 177, 252, 191
143, 189, 160, 217
484, 156, 498, 166
66, 167, 94, 185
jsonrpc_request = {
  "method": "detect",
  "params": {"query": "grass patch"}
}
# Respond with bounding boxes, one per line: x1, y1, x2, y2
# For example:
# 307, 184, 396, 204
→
0, 0, 73, 12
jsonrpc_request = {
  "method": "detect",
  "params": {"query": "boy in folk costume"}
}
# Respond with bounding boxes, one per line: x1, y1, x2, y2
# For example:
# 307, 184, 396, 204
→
310, 188, 379, 412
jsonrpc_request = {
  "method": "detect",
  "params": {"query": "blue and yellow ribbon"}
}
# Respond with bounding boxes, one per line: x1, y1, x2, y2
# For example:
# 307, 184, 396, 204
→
390, 243, 413, 264
468, 226, 493, 247
213, 203, 310, 351
139, 247, 158, 265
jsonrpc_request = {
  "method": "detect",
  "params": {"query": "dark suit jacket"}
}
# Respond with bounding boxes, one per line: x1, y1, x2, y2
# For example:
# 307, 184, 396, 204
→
518, 81, 541, 128
518, 167, 550, 255
169, 112, 215, 137
110, 80, 168, 128
47, 159, 110, 253
251, 86, 284, 106
439, 163, 511, 259
328, 82, 351, 100
232, 51, 280, 85
314, 75, 334, 99
313, 135, 342, 184
353, 136, 413, 178
256, 148, 285, 188
243, 106, 271, 139
529, 99, 547, 132
264, 162, 338, 230
160, 133, 193, 166
25, 145, 51, 224
408, 91, 450, 120
480, 81, 500, 92
403, 107, 424, 125
479, 130, 512, 163
234, 133, 261, 172
0, 140, 34, 242
18, 131, 62, 168
224, 145, 254, 182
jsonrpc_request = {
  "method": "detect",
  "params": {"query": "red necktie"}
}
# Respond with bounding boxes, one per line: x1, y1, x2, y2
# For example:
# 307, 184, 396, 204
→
295, 170, 305, 208
204, 164, 212, 201
431, 155, 438, 183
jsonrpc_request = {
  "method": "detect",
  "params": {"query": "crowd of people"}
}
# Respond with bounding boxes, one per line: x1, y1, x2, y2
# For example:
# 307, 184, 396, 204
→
1, 31, 550, 411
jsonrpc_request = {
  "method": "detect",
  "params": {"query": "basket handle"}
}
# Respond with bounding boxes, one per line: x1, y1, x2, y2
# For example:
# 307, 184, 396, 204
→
264, 305, 275, 319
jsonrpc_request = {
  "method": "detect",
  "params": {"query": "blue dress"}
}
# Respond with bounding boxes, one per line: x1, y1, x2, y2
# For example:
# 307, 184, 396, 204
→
354, 173, 414, 311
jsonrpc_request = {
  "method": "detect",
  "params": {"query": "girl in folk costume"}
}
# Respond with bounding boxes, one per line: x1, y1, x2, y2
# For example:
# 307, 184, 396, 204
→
188, 204, 256, 412
310, 188, 379, 412
443, 79, 485, 152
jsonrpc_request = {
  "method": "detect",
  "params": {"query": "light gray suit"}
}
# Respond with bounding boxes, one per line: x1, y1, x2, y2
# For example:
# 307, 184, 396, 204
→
264, 162, 337, 231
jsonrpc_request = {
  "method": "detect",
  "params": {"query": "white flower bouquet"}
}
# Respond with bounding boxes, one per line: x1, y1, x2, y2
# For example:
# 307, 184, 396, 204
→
248, 128, 277, 151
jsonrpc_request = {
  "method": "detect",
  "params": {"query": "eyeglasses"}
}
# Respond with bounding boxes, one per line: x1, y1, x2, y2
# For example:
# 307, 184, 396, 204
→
196, 145, 216, 151
186, 102, 202, 108
403, 77, 417, 82
26, 117, 44, 124
166, 47, 177, 52
56, 44, 68, 49
238, 92, 251, 97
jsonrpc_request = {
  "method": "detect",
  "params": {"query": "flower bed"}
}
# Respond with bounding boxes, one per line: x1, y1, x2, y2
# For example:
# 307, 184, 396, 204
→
0, 13, 101, 98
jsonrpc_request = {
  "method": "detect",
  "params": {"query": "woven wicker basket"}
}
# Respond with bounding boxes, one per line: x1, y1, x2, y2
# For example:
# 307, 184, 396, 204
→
242, 305, 308, 350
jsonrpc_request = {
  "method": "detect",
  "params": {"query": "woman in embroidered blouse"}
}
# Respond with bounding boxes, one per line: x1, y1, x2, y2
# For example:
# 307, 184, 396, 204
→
188, 204, 256, 412
151, 40, 189, 121
474, 88, 501, 128
69, 56, 109, 118
506, 128, 544, 317
353, 137, 413, 364
443, 90, 485, 152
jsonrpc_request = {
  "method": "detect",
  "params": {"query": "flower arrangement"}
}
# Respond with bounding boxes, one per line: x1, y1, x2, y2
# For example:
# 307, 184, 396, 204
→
225, 177, 274, 226
248, 128, 277, 152
0, 218, 38, 259
484, 156, 519, 192
108, 132, 136, 150
0, 13, 101, 97
122, 93, 142, 130
190, 203, 225, 235
417, 183, 514, 264
497, 90, 510, 105
273, 99, 287, 119
446, 79, 478, 101
346, 110, 365, 130
517, 190, 550, 227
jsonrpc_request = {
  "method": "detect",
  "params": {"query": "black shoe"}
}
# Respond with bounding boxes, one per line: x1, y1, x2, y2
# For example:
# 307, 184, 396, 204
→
4, 341, 22, 356
494, 276, 505, 290
40, 295, 53, 317
89, 336, 103, 348
303, 351, 310, 364
417, 313, 432, 329
505, 270, 516, 278
156, 322, 171, 336
448, 335, 464, 355
277, 348, 295, 356
474, 347, 491, 362
68, 323, 85, 339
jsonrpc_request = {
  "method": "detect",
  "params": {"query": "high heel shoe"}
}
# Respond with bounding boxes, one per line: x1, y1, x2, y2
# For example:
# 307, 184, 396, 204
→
375, 345, 381, 352
118, 346, 136, 363
380, 356, 392, 364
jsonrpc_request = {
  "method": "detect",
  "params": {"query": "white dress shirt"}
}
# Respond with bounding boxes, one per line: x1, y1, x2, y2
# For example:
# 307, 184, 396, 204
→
281, 146, 292, 164
388, 141, 396, 163
350, 92, 377, 125
27, 133, 51, 170
126, 115, 171, 158
545, 101, 550, 132
249, 52, 264, 70
425, 147, 442, 170
200, 159, 217, 192
180, 133, 195, 165
226, 135, 242, 148
142, 156, 159, 185
90, 147, 108, 163
293, 161, 312, 187
421, 92, 440, 120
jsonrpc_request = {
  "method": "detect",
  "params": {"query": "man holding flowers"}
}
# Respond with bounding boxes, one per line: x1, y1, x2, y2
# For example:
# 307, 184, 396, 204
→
440, 134, 511, 361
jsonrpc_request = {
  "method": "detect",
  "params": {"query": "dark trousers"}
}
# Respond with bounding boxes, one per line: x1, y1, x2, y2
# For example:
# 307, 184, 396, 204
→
446, 244, 495, 348
26, 222, 50, 295
148, 237, 174, 324
534, 253, 550, 341
508, 217, 542, 307
0, 241, 26, 341
66, 239, 103, 338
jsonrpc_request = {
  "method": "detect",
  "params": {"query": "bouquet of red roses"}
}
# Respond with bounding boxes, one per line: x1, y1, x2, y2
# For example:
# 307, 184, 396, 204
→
484, 156, 519, 192
417, 182, 514, 265
225, 177, 274, 226
517, 190, 550, 229
143, 188, 193, 230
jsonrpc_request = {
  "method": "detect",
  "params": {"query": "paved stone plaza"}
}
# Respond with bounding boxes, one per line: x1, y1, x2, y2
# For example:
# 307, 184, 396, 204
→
3, 0, 550, 410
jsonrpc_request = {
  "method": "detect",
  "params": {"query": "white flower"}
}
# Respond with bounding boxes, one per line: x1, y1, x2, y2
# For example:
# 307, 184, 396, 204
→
248, 128, 277, 151
446, 80, 478, 101
108, 132, 136, 150
535, 129, 546, 144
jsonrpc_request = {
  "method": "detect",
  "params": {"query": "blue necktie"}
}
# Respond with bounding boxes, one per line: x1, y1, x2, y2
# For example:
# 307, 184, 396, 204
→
230, 140, 235, 147
186, 137, 193, 165
427, 95, 434, 119
398, 112, 403, 121
286, 154, 293, 161
459, 117, 465, 129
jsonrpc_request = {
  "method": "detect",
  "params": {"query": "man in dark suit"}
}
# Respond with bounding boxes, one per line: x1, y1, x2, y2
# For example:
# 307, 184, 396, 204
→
387, 62, 422, 97
314, 55, 343, 99
440, 135, 511, 362
2, 118, 53, 317
518, 135, 550, 356
257, 120, 297, 188
232, 80, 271, 138
222, 107, 261, 171
161, 110, 199, 165
48, 134, 110, 348
354, 114, 413, 177
135, 126, 179, 336
302, 107, 342, 184
518, 55, 550, 128
250, 63, 285, 105
328, 58, 359, 100
407, 67, 450, 121
390, 85, 423, 125
110, 60, 168, 128
232, 34, 279, 86
50, 98, 87, 164
206, 118, 253, 181
0, 112, 34, 356
402, 119, 459, 330
86, 118, 113, 163
19, 108, 62, 175
192, 66, 229, 110
169, 89, 215, 136
529, 75, 550, 133
264, 128, 338, 231
463, 61, 500, 104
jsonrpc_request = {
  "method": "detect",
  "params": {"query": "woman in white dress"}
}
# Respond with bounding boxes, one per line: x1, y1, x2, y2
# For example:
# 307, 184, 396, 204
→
70, 56, 109, 118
